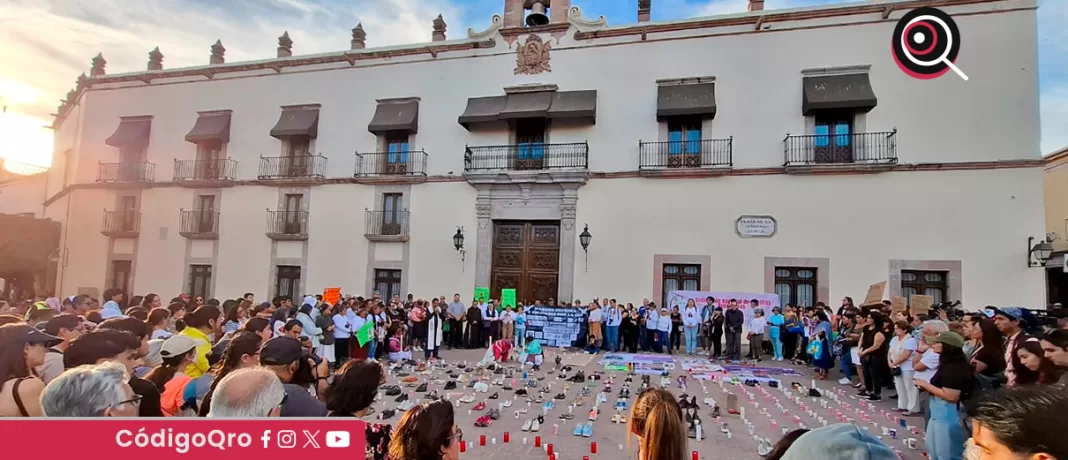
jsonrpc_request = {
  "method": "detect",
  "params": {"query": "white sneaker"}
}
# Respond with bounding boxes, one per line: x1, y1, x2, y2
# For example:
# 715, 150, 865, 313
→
459, 394, 476, 403
398, 400, 414, 411
531, 418, 541, 431
838, 378, 851, 385
502, 399, 513, 407
521, 419, 533, 431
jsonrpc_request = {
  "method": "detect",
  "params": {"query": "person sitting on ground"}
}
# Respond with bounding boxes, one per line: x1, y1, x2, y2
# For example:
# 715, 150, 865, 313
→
0, 324, 60, 416
966, 386, 1068, 460
258, 336, 327, 417
326, 360, 392, 459
628, 387, 688, 460
493, 337, 513, 362
389, 399, 461, 460
63, 328, 162, 417
388, 324, 411, 362
40, 361, 141, 417
206, 367, 285, 417
519, 335, 544, 369
777, 423, 895, 460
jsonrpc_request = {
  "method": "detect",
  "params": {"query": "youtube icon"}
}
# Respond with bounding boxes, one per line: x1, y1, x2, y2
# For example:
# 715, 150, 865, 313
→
326, 431, 350, 448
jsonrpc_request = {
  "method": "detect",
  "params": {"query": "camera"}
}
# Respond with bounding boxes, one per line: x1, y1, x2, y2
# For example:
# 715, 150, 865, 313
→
932, 300, 965, 321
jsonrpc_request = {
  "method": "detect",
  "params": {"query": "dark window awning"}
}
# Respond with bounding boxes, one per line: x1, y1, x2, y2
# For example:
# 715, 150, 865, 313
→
270, 107, 319, 138
802, 74, 878, 115
185, 112, 231, 143
499, 91, 553, 119
105, 118, 151, 148
367, 100, 419, 134
657, 83, 716, 121
458, 96, 508, 127
546, 90, 597, 123
459, 90, 598, 128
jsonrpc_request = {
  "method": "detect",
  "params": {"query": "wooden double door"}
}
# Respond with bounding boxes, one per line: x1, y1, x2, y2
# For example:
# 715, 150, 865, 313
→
490, 221, 560, 305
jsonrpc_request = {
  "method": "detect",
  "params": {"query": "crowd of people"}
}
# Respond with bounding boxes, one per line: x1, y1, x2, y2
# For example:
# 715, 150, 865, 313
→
0, 289, 1067, 460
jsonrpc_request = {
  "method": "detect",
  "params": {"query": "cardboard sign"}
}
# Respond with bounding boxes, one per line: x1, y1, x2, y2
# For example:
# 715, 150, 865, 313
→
861, 281, 887, 306
890, 296, 908, 312
911, 295, 934, 315
474, 287, 490, 303
322, 287, 341, 305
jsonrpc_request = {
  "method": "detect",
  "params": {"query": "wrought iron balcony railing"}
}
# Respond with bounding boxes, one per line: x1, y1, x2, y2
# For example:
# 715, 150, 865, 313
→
784, 130, 898, 166
266, 209, 309, 239
257, 155, 327, 180
179, 210, 219, 238
638, 138, 733, 170
174, 159, 237, 182
355, 150, 428, 178
101, 210, 140, 237
97, 162, 155, 183
364, 210, 410, 240
463, 142, 588, 172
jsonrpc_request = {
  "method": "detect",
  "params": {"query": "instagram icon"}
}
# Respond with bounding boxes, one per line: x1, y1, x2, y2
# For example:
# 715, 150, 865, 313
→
276, 431, 297, 449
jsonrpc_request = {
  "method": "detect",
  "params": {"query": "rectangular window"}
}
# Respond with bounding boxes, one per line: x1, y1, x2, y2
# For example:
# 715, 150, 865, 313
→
196, 195, 215, 233
514, 118, 546, 169
283, 194, 303, 235
667, 117, 702, 156
111, 260, 132, 298
374, 269, 402, 301
662, 264, 701, 308
275, 266, 302, 299
381, 193, 403, 235
813, 112, 854, 163
901, 270, 947, 304
188, 265, 212, 299
119, 196, 137, 232
385, 132, 410, 173
774, 267, 818, 307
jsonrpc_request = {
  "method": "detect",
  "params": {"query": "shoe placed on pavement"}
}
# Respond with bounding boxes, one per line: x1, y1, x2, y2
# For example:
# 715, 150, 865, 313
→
573, 396, 585, 406
515, 388, 528, 396
444, 381, 457, 390
398, 400, 414, 411
402, 376, 419, 383
501, 399, 512, 407
425, 391, 439, 400
379, 409, 396, 420
554, 393, 566, 400
588, 408, 599, 421
611, 413, 619, 423
619, 414, 627, 423
757, 437, 773, 456
581, 387, 591, 396
521, 418, 533, 431
489, 392, 499, 400
573, 422, 584, 435
489, 409, 500, 420
768, 380, 779, 388
475, 415, 491, 427
395, 393, 409, 403
473, 401, 487, 411
458, 394, 476, 404
582, 421, 593, 437
532, 416, 543, 432
711, 405, 721, 418
415, 382, 427, 392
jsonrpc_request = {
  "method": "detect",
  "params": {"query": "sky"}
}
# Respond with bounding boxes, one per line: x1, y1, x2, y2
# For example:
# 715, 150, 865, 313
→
0, 0, 1064, 172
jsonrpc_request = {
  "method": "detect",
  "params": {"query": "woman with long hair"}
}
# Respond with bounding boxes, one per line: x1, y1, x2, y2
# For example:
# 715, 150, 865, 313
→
389, 399, 462, 460
350, 308, 371, 360
141, 293, 162, 310
628, 387, 688, 460
913, 332, 973, 460
167, 302, 187, 332
781, 305, 800, 361
1016, 338, 1063, 385
243, 317, 273, 342
221, 301, 245, 337
145, 335, 199, 416
197, 331, 263, 416
0, 324, 58, 416
127, 295, 144, 312
324, 357, 383, 431
177, 305, 222, 379
967, 316, 1005, 377
857, 311, 889, 401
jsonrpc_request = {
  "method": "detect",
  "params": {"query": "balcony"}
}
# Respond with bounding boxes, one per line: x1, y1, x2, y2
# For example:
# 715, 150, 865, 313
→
96, 162, 155, 183
783, 130, 897, 173
101, 210, 140, 237
266, 210, 309, 240
179, 210, 219, 239
464, 142, 588, 172
638, 138, 733, 174
364, 210, 410, 242
173, 159, 237, 184
354, 150, 428, 182
257, 155, 327, 180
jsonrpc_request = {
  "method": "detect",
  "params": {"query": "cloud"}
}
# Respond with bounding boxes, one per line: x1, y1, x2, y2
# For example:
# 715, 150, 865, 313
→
0, 0, 470, 123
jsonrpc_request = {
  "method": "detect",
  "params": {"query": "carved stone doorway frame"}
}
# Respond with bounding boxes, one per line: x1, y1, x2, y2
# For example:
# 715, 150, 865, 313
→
467, 170, 586, 303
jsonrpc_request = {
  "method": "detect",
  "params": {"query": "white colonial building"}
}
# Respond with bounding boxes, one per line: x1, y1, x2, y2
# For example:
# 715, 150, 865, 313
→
42, 0, 1045, 308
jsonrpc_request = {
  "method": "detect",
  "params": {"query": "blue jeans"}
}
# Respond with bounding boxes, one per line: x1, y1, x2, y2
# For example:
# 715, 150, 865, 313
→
514, 327, 526, 348
604, 326, 619, 352
770, 333, 783, 360
840, 351, 854, 380
368, 339, 377, 360
684, 326, 698, 354
926, 397, 965, 460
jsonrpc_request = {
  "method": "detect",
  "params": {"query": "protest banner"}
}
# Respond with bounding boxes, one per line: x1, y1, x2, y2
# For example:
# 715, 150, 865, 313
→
474, 287, 490, 303
501, 289, 516, 309
862, 281, 887, 307
665, 291, 780, 331
523, 306, 587, 347
322, 287, 341, 305
890, 296, 908, 312
911, 295, 934, 315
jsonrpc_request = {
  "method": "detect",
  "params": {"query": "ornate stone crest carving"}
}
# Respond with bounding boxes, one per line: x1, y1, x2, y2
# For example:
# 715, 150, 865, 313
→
514, 34, 551, 75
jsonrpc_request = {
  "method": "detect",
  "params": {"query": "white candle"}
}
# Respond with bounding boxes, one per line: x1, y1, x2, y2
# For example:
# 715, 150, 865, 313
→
740, 407, 746, 419
523, 437, 528, 444
492, 438, 497, 445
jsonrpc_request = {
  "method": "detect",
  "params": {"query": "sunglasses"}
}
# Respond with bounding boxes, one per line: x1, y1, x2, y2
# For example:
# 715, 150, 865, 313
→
111, 394, 143, 410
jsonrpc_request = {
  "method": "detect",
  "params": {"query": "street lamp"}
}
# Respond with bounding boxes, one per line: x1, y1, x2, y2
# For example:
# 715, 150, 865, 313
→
453, 227, 466, 271
1028, 235, 1054, 268
579, 224, 591, 272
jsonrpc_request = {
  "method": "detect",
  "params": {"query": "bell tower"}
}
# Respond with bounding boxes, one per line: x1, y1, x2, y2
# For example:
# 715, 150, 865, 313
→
503, 0, 571, 28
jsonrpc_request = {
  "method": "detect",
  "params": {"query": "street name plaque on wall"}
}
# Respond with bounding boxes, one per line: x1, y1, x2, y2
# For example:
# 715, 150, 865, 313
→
735, 215, 777, 238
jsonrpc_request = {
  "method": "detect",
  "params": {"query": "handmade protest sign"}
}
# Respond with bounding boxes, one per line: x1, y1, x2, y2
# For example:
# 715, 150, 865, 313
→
356, 320, 374, 346
862, 281, 887, 307
501, 289, 516, 309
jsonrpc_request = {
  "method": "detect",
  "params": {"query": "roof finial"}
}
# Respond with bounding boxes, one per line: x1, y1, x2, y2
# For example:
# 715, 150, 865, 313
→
89, 53, 107, 77
432, 14, 447, 42
210, 40, 226, 65
147, 47, 164, 71
351, 23, 366, 50
277, 31, 293, 57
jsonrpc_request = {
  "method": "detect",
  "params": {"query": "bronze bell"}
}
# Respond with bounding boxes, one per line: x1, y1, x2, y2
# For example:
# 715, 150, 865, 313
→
525, 1, 550, 27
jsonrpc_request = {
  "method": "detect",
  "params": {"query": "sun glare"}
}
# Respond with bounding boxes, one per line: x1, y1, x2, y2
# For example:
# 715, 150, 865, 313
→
0, 110, 54, 174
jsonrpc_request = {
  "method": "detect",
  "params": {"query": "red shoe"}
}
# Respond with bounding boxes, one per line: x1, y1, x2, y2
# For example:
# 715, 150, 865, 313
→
473, 401, 487, 411
474, 415, 491, 427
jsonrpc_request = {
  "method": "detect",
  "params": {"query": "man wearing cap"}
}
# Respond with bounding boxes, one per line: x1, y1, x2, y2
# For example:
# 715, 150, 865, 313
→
259, 336, 327, 417
35, 314, 84, 384
992, 307, 1034, 388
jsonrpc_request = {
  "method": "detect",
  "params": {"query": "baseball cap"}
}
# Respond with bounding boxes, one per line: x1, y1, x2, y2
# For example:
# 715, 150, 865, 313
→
160, 335, 198, 358
925, 331, 966, 348
991, 307, 1035, 325
259, 336, 305, 366
24, 302, 55, 321
23, 326, 63, 348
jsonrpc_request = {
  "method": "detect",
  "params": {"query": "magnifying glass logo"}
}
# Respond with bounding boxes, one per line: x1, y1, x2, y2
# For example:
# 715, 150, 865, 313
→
892, 8, 968, 81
